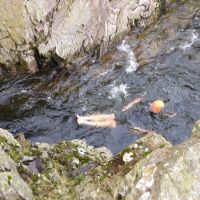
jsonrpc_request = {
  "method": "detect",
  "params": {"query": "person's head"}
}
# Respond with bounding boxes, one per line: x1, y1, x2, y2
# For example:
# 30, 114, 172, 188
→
149, 100, 165, 113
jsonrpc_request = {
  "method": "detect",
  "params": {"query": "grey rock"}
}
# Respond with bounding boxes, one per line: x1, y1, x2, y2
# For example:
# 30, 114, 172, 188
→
130, 132, 172, 150
114, 138, 200, 200
38, 0, 160, 60
0, 128, 21, 149
71, 139, 113, 162
0, 149, 33, 200
0, 0, 161, 79
0, 126, 200, 200
192, 119, 200, 138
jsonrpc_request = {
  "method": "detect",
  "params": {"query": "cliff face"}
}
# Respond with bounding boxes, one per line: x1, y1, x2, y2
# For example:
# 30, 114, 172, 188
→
0, 0, 162, 81
0, 120, 200, 199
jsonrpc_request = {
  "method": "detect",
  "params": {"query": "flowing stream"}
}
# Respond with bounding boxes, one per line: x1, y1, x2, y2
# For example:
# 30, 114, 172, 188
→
0, 1, 200, 154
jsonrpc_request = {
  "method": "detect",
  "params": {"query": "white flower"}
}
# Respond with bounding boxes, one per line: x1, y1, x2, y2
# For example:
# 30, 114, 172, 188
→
144, 148, 149, 152
72, 157, 80, 165
77, 147, 86, 156
133, 143, 138, 149
123, 152, 133, 163
139, 145, 143, 149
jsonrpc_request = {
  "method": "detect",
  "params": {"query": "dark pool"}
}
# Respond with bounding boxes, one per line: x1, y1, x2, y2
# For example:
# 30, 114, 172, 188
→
0, 1, 200, 154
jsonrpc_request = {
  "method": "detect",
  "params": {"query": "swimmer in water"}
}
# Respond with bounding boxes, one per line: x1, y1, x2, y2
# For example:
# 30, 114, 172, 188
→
77, 98, 166, 128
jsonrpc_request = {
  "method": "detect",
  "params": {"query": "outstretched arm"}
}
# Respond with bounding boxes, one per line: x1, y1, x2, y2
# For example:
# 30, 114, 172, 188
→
121, 97, 143, 112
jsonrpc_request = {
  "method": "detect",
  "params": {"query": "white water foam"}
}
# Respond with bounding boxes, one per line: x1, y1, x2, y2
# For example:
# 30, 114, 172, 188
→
108, 83, 128, 99
117, 40, 131, 52
117, 40, 139, 73
180, 29, 200, 50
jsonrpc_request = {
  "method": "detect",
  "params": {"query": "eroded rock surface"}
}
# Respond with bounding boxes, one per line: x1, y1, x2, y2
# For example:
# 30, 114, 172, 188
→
115, 138, 200, 200
0, 0, 162, 80
0, 149, 33, 200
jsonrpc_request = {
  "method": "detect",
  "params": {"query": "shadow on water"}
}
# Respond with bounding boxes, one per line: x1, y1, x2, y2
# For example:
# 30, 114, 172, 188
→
0, 1, 200, 154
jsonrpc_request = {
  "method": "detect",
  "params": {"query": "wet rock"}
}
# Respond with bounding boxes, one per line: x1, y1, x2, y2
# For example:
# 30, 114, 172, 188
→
0, 149, 33, 200
0, 0, 162, 80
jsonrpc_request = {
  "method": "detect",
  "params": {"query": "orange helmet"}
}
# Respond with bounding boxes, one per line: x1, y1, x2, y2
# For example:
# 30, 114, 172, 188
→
149, 100, 165, 113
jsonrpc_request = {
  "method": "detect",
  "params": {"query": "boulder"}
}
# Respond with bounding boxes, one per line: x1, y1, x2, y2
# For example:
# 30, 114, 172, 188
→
38, 0, 160, 60
0, 0, 162, 80
115, 138, 200, 200
0, 128, 21, 148
73, 129, 200, 200
191, 119, 200, 138
74, 133, 172, 200
1, 124, 200, 199
0, 0, 36, 78
0, 149, 33, 200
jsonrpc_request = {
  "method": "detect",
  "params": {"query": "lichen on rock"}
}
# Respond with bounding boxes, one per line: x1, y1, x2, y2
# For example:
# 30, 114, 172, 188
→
1, 119, 200, 199
0, 148, 33, 200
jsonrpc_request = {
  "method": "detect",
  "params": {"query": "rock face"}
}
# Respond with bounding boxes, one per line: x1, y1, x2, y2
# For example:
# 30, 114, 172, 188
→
0, 149, 33, 200
0, 0, 162, 80
0, 122, 200, 199
115, 138, 200, 200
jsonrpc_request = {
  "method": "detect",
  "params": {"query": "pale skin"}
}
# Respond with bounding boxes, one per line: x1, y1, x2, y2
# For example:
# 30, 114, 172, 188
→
77, 97, 143, 128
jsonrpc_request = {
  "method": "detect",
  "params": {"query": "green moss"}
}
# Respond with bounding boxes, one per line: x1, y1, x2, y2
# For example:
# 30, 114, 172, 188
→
7, 148, 21, 161
0, 136, 7, 144
74, 174, 84, 185
159, 144, 165, 148
20, 140, 32, 154
31, 174, 39, 182
143, 151, 151, 157
51, 160, 63, 176
23, 145, 42, 157
17, 56, 28, 73
72, 152, 91, 165
7, 175, 12, 185
121, 147, 133, 154
0, 136, 22, 161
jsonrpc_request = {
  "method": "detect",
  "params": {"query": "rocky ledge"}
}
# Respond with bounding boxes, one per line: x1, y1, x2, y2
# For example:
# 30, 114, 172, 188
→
0, 120, 200, 199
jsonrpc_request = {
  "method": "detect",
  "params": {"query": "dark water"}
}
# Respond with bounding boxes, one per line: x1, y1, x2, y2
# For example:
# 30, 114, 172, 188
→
0, 1, 200, 154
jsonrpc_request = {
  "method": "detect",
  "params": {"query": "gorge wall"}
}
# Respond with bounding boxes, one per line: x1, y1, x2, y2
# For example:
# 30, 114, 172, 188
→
0, 0, 163, 81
